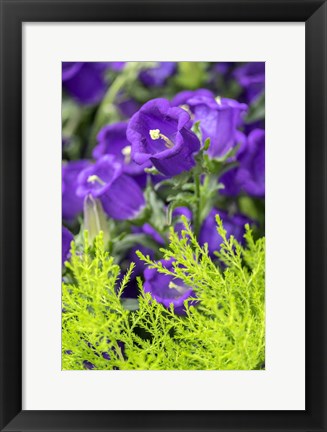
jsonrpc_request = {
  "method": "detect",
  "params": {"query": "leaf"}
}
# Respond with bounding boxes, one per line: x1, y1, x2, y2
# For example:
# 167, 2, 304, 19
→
245, 92, 265, 123
63, 221, 265, 371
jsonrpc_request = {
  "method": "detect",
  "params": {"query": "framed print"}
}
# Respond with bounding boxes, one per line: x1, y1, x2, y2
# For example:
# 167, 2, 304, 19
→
0, 1, 326, 431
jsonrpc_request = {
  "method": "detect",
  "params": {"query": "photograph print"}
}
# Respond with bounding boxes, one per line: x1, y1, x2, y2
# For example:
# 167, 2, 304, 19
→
62, 61, 265, 371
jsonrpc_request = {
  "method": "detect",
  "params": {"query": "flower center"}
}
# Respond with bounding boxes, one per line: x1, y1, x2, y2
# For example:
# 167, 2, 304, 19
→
168, 281, 188, 295
87, 175, 106, 186
121, 145, 132, 164
149, 129, 174, 149
215, 96, 222, 105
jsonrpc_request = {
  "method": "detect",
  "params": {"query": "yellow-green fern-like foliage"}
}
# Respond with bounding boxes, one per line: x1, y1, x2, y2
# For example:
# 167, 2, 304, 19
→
62, 216, 265, 370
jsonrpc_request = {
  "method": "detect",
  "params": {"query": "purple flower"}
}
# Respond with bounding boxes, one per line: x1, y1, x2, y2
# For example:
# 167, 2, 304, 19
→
117, 97, 141, 118
211, 62, 235, 76
172, 90, 247, 158
244, 119, 265, 135
62, 62, 109, 105
107, 62, 126, 72
220, 129, 265, 198
171, 88, 215, 108
62, 160, 91, 222
83, 360, 95, 370
127, 98, 200, 176
233, 62, 265, 104
76, 155, 145, 220
62, 226, 73, 266
93, 122, 151, 176
199, 209, 251, 256
144, 259, 195, 315
139, 62, 177, 87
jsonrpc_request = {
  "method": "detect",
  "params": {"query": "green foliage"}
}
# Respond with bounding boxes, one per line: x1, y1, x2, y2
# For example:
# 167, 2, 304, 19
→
245, 91, 265, 123
62, 218, 265, 370
173, 62, 209, 89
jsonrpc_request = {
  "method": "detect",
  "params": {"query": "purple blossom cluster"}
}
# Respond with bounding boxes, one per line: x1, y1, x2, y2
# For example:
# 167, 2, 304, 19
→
62, 62, 265, 333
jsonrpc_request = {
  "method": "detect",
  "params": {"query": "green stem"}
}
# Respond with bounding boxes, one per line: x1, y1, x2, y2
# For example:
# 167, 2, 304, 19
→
194, 174, 201, 237
87, 62, 157, 156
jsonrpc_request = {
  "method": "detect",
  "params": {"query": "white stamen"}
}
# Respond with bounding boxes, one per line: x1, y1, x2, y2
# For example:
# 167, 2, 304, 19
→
87, 175, 106, 186
149, 129, 161, 140
121, 145, 132, 164
149, 129, 174, 149
168, 281, 187, 295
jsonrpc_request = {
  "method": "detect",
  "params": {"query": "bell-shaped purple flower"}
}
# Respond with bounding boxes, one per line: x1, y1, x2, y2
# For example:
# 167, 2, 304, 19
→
220, 129, 265, 198
126, 98, 200, 176
144, 259, 195, 315
62, 226, 73, 266
62, 62, 109, 105
139, 62, 177, 87
62, 160, 91, 222
93, 122, 151, 176
172, 90, 247, 158
76, 155, 145, 220
240, 129, 265, 196
171, 88, 215, 108
233, 62, 265, 104
199, 209, 251, 256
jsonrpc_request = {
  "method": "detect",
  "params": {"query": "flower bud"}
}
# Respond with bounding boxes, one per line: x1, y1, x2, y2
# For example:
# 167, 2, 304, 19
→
83, 194, 109, 245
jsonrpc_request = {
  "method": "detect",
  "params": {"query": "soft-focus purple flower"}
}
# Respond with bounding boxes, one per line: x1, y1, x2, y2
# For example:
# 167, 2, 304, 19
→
62, 226, 73, 266
233, 62, 265, 104
62, 160, 91, 222
76, 155, 145, 220
220, 129, 265, 198
139, 62, 177, 87
172, 90, 247, 158
132, 172, 148, 189
117, 97, 141, 118
127, 98, 200, 176
211, 62, 235, 76
239, 129, 265, 196
199, 209, 251, 256
62, 62, 109, 105
107, 62, 126, 72
244, 119, 265, 135
144, 259, 195, 315
93, 122, 151, 176
171, 88, 215, 108
83, 360, 95, 370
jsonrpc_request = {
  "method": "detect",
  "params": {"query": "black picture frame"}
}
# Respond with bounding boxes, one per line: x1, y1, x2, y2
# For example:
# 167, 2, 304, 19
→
0, 1, 326, 431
